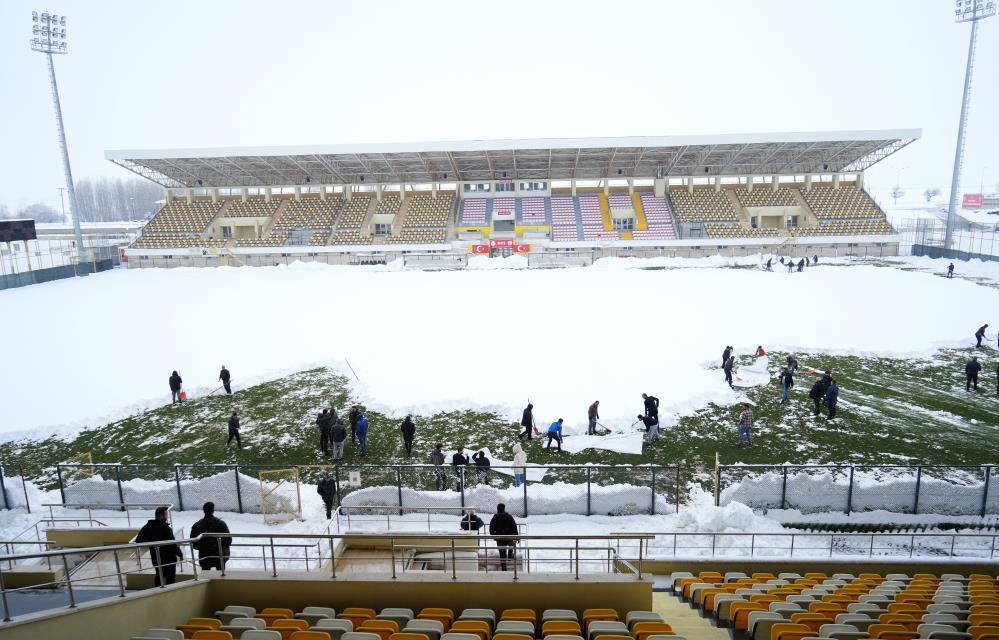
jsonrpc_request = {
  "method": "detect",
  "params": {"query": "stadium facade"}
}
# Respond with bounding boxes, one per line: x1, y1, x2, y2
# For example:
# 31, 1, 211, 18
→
107, 130, 919, 267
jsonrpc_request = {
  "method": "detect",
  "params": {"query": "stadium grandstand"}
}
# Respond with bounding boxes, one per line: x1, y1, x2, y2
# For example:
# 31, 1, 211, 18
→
107, 130, 918, 267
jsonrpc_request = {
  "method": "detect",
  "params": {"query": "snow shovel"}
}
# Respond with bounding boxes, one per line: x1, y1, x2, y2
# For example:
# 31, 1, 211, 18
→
595, 420, 614, 434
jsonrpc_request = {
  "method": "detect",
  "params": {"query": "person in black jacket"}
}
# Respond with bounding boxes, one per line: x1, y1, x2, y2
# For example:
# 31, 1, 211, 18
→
809, 371, 832, 415
472, 450, 490, 484
779, 367, 794, 405
460, 510, 483, 531
786, 354, 799, 374
489, 503, 519, 571
226, 412, 241, 450
169, 371, 183, 403
518, 403, 534, 440
975, 324, 989, 348
400, 415, 416, 457
348, 406, 360, 445
218, 366, 232, 395
135, 506, 182, 586
189, 502, 231, 571
452, 447, 469, 491
797, 258, 805, 272
642, 393, 660, 420
723, 356, 735, 388
317, 409, 332, 456
330, 418, 347, 461
966, 356, 982, 391
722, 346, 732, 368
317, 471, 337, 519
431, 443, 447, 490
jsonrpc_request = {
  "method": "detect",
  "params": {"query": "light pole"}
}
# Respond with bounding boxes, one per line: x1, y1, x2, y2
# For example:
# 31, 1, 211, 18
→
944, 0, 995, 251
30, 10, 88, 275
56, 186, 66, 223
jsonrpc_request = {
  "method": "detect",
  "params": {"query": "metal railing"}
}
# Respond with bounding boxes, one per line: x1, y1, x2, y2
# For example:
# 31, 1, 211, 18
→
612, 531, 999, 561
0, 530, 653, 622
42, 503, 173, 526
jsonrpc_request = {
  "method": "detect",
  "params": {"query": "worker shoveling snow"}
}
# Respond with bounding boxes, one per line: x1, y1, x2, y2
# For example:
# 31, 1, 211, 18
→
733, 354, 772, 388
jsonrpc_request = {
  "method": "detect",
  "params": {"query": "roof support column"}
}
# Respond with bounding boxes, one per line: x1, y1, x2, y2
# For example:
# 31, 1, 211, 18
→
490, 180, 496, 197
343, 184, 352, 202
627, 179, 634, 195
432, 182, 438, 197
603, 180, 609, 196
294, 186, 301, 202
832, 173, 841, 189
653, 178, 665, 197
804, 174, 813, 191
319, 185, 327, 201
186, 189, 193, 204
264, 187, 272, 203
399, 183, 406, 203
571, 179, 577, 196
514, 180, 521, 195
687, 177, 693, 194
375, 184, 383, 202
855, 172, 865, 189
746, 176, 754, 192
772, 175, 779, 192
240, 187, 248, 203
165, 189, 173, 204
713, 176, 721, 192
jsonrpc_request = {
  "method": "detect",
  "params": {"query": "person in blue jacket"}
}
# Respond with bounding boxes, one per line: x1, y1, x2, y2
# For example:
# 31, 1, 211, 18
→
355, 412, 369, 456
824, 378, 839, 420
546, 418, 563, 452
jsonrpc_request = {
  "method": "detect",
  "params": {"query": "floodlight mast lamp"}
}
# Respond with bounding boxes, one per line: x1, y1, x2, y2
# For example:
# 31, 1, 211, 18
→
30, 10, 88, 275
945, 0, 995, 251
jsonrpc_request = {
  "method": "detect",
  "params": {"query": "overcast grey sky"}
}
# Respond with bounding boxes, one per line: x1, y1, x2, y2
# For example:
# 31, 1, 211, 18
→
0, 0, 996, 212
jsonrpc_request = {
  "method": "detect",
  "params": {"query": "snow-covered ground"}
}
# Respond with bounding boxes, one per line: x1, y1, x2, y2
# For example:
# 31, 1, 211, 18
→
2, 255, 999, 441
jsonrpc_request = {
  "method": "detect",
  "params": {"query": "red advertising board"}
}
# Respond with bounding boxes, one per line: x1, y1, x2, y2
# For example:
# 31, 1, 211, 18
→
514, 244, 531, 253
119, 247, 128, 263
490, 238, 514, 248
470, 244, 489, 254
963, 193, 984, 209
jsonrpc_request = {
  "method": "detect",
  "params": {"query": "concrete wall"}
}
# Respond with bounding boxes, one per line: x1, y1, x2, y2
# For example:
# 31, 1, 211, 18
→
0, 258, 116, 290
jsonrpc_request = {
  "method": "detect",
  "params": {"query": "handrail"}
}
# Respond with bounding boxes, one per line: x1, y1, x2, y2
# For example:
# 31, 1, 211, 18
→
42, 503, 173, 528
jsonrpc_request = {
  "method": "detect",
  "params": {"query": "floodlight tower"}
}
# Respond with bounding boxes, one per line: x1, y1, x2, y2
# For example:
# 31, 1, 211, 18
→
944, 0, 995, 250
30, 10, 88, 275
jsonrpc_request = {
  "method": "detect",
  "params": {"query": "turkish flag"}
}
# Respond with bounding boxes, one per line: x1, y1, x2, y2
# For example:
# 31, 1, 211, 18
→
471, 244, 489, 254
514, 244, 531, 253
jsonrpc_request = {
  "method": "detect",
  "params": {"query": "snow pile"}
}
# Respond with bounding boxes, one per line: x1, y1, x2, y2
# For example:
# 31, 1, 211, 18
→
560, 431, 645, 455
3, 260, 999, 440
733, 355, 772, 388
465, 255, 528, 270
341, 481, 673, 516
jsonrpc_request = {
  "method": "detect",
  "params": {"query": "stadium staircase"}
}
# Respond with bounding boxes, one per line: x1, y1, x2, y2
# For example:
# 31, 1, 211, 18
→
724, 189, 752, 227
261, 199, 290, 241
201, 199, 232, 239
632, 192, 648, 231
598, 192, 614, 231
572, 195, 584, 240
789, 188, 822, 228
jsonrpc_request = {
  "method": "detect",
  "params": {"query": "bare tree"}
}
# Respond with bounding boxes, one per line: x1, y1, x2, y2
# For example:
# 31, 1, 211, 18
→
74, 177, 164, 222
891, 186, 905, 206
0, 204, 10, 219
17, 203, 62, 223
923, 187, 941, 203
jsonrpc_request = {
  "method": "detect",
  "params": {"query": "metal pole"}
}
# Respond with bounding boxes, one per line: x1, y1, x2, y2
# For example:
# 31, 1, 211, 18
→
0, 465, 6, 511
781, 466, 788, 510
675, 466, 681, 514
913, 465, 922, 515
0, 564, 11, 622
43, 52, 87, 276
112, 549, 125, 597
523, 473, 528, 517
846, 466, 854, 515
56, 465, 66, 505
330, 534, 337, 579
218, 537, 226, 577
450, 538, 457, 580
396, 467, 403, 516
982, 465, 992, 518
270, 538, 277, 578
649, 467, 655, 516
62, 554, 77, 605
459, 468, 465, 509
233, 466, 243, 513
174, 465, 184, 511
586, 467, 592, 516
945, 0, 986, 250
115, 465, 125, 510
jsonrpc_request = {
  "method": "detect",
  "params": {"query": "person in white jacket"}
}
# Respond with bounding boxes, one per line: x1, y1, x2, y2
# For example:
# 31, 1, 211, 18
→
512, 443, 527, 487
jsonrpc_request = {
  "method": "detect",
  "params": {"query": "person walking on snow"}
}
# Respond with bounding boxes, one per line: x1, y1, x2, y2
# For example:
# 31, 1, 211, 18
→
809, 371, 832, 416
169, 371, 183, 403
452, 446, 470, 491
638, 414, 659, 444
642, 393, 660, 421
723, 356, 735, 388
317, 471, 336, 519
431, 443, 447, 490
966, 356, 982, 391
355, 412, 369, 456
489, 503, 519, 571
348, 405, 360, 445
472, 450, 490, 484
226, 411, 241, 449
512, 443, 527, 488
546, 419, 564, 451
813, 255, 818, 265
975, 324, 989, 348
824, 378, 839, 419
738, 403, 753, 448
518, 403, 535, 440
330, 417, 346, 461
316, 408, 332, 456
786, 354, 799, 374
587, 401, 600, 435
218, 365, 232, 395
787, 259, 794, 273
189, 501, 231, 571
779, 367, 794, 405
765, 257, 772, 271
947, 263, 954, 278
797, 258, 804, 272
722, 345, 732, 368
400, 415, 416, 457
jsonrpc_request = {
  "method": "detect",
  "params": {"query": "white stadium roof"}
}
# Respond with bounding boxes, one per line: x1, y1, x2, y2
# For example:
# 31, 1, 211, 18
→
106, 129, 920, 189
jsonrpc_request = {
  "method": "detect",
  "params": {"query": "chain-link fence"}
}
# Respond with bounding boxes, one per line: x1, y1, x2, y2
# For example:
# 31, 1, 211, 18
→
718, 464, 998, 516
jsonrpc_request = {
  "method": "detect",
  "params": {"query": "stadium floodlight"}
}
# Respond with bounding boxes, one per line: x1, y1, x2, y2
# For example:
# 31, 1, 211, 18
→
30, 9, 88, 275
944, 0, 995, 251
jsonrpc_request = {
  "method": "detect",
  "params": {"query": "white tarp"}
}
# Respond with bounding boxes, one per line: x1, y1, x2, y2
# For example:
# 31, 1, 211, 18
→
733, 355, 771, 388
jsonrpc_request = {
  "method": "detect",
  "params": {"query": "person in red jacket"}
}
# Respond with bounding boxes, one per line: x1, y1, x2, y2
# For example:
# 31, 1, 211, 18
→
756, 345, 766, 357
